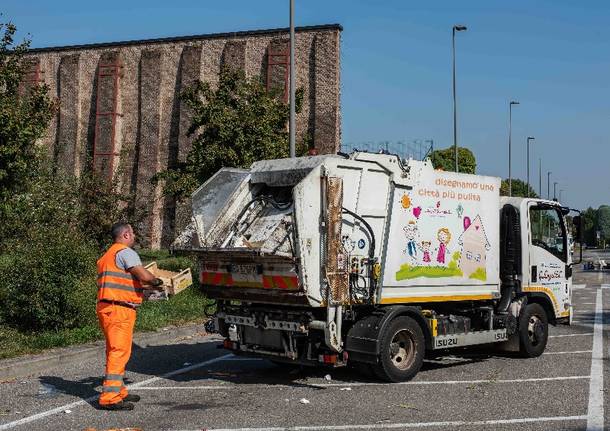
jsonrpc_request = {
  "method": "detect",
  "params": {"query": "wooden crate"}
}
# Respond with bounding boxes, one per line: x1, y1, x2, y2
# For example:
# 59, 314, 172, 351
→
144, 262, 193, 299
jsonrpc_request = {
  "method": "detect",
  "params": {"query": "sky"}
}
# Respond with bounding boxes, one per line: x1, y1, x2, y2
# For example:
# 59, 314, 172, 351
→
3, 0, 609, 210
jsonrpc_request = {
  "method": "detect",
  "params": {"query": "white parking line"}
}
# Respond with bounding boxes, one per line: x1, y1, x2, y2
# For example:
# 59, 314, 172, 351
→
549, 333, 593, 338
136, 375, 590, 391
544, 350, 592, 355
198, 415, 587, 431
586, 288, 604, 431
572, 284, 587, 289
0, 353, 233, 430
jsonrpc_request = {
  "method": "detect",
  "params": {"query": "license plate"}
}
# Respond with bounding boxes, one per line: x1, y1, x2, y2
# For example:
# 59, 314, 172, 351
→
233, 264, 257, 275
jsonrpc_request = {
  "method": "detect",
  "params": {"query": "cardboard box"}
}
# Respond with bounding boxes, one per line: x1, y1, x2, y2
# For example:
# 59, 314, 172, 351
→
143, 262, 193, 300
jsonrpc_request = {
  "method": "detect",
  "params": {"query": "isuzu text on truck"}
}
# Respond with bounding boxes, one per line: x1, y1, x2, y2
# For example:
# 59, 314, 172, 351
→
175, 152, 582, 382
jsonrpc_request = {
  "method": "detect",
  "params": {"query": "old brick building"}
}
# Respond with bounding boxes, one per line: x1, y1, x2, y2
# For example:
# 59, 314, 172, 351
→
25, 24, 342, 248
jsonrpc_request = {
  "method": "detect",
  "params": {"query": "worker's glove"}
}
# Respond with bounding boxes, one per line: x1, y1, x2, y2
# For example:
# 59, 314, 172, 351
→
150, 278, 164, 289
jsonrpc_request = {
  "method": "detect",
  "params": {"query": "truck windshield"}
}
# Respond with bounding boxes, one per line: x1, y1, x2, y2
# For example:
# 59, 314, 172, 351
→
529, 206, 567, 262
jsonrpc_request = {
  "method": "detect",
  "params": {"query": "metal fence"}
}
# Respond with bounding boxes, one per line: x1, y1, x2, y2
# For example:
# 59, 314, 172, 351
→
340, 139, 434, 161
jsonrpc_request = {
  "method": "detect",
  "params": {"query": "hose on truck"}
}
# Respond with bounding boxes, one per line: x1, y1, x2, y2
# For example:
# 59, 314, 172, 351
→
230, 195, 293, 240
342, 207, 378, 302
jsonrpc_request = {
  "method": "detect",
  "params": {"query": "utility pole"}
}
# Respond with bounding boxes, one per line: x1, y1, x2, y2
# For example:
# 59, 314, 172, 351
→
547, 171, 552, 200
553, 182, 558, 201
452, 25, 467, 172
538, 158, 542, 198
526, 136, 535, 197
508, 101, 519, 196
289, 0, 296, 158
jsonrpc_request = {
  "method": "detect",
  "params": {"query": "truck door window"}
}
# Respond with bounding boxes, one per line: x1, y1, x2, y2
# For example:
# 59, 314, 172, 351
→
529, 206, 566, 262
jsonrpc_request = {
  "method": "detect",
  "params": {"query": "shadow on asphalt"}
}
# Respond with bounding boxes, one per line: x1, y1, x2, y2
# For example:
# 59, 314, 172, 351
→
36, 306, 602, 405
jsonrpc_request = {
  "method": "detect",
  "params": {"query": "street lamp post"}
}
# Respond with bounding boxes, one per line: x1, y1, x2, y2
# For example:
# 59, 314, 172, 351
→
508, 101, 520, 196
289, 0, 296, 158
538, 158, 542, 197
526, 136, 535, 197
452, 24, 467, 172
547, 171, 552, 200
553, 182, 558, 201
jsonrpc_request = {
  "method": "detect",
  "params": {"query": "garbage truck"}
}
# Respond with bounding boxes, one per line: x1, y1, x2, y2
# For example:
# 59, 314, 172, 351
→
174, 152, 582, 382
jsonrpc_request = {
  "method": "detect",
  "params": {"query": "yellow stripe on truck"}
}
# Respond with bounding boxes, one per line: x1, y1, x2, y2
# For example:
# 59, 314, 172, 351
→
380, 294, 493, 304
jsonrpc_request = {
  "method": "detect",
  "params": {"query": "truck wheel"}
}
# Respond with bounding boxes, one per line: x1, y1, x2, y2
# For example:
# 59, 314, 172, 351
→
373, 316, 425, 382
518, 303, 548, 357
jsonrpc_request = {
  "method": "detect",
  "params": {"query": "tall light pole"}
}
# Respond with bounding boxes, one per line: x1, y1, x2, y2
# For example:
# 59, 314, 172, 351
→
289, 0, 296, 158
553, 182, 558, 201
526, 136, 535, 197
508, 101, 520, 196
452, 24, 467, 172
547, 171, 552, 200
538, 158, 542, 197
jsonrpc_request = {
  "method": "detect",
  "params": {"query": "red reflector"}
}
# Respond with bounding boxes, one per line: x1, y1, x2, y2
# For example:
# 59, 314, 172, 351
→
323, 354, 337, 364
223, 340, 234, 350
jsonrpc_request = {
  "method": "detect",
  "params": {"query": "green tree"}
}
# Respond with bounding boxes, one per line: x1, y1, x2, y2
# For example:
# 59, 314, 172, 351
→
597, 205, 610, 248
0, 21, 55, 201
581, 207, 598, 246
429, 146, 476, 174
500, 179, 539, 198
157, 68, 306, 199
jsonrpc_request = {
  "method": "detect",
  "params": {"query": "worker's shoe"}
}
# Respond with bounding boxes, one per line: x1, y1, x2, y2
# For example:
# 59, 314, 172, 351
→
122, 394, 140, 403
99, 400, 134, 411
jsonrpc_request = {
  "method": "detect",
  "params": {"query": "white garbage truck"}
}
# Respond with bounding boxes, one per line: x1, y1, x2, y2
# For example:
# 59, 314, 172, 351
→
175, 152, 582, 382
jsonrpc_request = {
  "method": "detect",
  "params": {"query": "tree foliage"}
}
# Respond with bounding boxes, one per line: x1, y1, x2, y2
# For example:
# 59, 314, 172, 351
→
157, 68, 307, 199
581, 207, 598, 246
500, 179, 539, 198
0, 21, 55, 201
430, 146, 476, 174
597, 205, 610, 245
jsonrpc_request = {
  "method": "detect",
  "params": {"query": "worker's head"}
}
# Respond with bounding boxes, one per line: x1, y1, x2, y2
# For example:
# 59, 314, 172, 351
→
111, 222, 135, 247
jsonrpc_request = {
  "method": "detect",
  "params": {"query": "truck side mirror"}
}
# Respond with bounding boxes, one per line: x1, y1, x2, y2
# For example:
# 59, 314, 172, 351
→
572, 215, 583, 265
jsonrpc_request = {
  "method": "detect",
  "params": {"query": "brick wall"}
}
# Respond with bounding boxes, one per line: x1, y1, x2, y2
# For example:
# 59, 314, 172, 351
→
25, 24, 342, 248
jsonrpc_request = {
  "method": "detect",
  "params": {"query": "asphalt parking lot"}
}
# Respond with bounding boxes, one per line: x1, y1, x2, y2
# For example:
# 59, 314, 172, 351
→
1, 250, 610, 431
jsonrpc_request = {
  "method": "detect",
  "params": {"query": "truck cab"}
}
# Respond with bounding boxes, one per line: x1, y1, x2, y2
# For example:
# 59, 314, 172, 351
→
503, 197, 574, 324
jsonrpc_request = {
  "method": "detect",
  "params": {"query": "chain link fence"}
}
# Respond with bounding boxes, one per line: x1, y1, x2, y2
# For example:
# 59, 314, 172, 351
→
340, 139, 434, 161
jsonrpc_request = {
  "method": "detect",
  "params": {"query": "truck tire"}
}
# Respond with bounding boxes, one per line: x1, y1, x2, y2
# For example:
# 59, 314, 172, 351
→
373, 316, 425, 382
518, 303, 548, 357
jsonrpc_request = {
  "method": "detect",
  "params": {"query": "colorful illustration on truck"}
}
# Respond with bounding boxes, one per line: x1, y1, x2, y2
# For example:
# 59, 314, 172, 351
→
396, 250, 463, 280
385, 169, 499, 286
394, 197, 491, 281
403, 221, 419, 261
458, 215, 490, 281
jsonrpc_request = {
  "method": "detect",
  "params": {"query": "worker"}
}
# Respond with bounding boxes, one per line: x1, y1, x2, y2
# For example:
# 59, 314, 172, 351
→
96, 222, 164, 411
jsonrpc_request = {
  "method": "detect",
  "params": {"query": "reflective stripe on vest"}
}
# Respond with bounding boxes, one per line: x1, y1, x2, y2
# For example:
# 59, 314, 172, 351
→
97, 243, 144, 304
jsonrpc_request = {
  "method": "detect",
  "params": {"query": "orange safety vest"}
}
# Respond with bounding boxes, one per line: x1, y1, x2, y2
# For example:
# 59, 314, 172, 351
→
97, 243, 144, 304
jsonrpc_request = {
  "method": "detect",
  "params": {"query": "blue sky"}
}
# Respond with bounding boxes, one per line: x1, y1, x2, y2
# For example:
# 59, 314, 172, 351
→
4, 0, 609, 209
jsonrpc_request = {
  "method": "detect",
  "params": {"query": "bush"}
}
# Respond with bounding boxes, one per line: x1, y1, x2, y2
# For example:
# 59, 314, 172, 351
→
0, 161, 141, 332
156, 256, 196, 273
0, 227, 98, 331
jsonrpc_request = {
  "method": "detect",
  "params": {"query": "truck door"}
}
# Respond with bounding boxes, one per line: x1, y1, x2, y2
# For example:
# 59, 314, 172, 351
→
527, 204, 571, 319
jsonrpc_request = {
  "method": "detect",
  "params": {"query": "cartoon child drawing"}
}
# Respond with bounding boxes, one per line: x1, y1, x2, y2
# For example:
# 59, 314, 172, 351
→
436, 228, 451, 264
403, 221, 419, 259
420, 241, 432, 264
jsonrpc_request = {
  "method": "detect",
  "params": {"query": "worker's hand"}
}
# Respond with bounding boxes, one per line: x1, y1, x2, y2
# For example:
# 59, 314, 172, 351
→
150, 278, 164, 288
